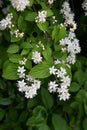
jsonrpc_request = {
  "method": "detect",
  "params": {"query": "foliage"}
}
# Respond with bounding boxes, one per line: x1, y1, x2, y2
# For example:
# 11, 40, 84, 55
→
0, 0, 87, 130
0, 57, 87, 130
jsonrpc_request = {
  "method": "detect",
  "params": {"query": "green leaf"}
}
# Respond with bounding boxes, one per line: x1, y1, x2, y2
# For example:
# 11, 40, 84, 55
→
11, 35, 21, 42
52, 114, 69, 130
38, 124, 50, 130
9, 54, 22, 63
18, 111, 28, 123
37, 22, 49, 31
20, 42, 33, 49
7, 44, 19, 54
2, 62, 18, 80
21, 49, 29, 55
26, 116, 45, 126
74, 70, 85, 85
69, 82, 80, 92
25, 12, 37, 21
46, 9, 53, 17
41, 87, 54, 110
32, 106, 47, 118
29, 62, 51, 78
0, 98, 12, 105
52, 25, 66, 43
42, 46, 52, 61
18, 15, 27, 31
0, 108, 5, 121
25, 60, 32, 69
27, 97, 39, 109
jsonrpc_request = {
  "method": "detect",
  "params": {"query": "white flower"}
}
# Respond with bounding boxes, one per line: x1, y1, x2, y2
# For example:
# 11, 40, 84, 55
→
10, 0, 30, 11
25, 85, 37, 99
48, 0, 54, 5
67, 54, 76, 64
56, 67, 66, 78
34, 80, 41, 89
19, 58, 27, 65
17, 66, 26, 74
35, 11, 47, 23
17, 79, 26, 92
58, 91, 70, 101
0, 13, 13, 30
32, 51, 42, 64
61, 76, 71, 87
26, 75, 35, 82
48, 81, 58, 93
54, 59, 61, 64
49, 66, 57, 75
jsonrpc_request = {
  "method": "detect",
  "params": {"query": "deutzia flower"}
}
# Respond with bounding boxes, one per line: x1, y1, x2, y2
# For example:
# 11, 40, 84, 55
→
49, 66, 57, 75
32, 51, 42, 64
56, 67, 66, 78
0, 13, 13, 30
48, 81, 58, 93
17, 66, 26, 78
61, 76, 71, 87
17, 79, 26, 92
48, 0, 54, 5
35, 10, 47, 23
10, 0, 30, 11
58, 90, 70, 101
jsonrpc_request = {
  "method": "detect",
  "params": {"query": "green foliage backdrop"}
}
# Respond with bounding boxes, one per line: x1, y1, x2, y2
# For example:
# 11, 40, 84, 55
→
0, 0, 87, 130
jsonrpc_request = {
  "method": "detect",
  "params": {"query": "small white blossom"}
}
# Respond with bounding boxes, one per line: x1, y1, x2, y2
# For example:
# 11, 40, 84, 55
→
56, 67, 66, 78
25, 85, 37, 99
19, 58, 27, 65
48, 81, 58, 93
32, 51, 42, 64
49, 66, 57, 75
0, 13, 13, 30
35, 11, 47, 23
17, 79, 26, 92
26, 75, 35, 82
17, 66, 26, 74
58, 90, 70, 101
48, 0, 54, 5
67, 54, 76, 64
61, 76, 71, 87
14, 29, 24, 38
10, 0, 30, 11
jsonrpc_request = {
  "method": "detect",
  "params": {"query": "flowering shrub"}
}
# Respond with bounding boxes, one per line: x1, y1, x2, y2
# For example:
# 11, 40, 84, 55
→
0, 0, 87, 130
0, 0, 81, 101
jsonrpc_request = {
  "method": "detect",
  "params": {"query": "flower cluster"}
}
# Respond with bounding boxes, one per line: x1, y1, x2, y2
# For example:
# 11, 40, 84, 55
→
60, 31, 81, 64
0, 13, 13, 30
35, 10, 47, 23
13, 29, 24, 38
60, 1, 77, 32
10, 0, 30, 11
48, 66, 71, 101
82, 0, 87, 16
17, 58, 41, 99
